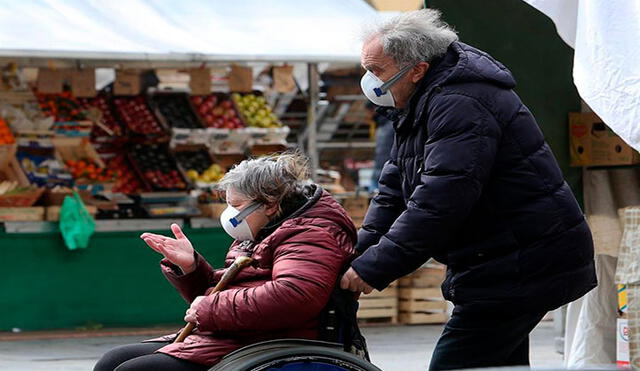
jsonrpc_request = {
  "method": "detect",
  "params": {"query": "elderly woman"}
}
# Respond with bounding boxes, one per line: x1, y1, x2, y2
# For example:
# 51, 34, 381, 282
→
94, 153, 358, 371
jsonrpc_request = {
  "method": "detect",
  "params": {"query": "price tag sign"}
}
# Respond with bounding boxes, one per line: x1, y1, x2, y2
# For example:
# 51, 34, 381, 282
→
114, 70, 141, 95
189, 68, 211, 95
273, 65, 296, 93
36, 68, 63, 94
228, 65, 253, 93
71, 69, 96, 98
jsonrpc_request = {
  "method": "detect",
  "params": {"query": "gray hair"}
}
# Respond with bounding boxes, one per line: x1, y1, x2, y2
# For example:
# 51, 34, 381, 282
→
218, 152, 311, 213
363, 9, 458, 66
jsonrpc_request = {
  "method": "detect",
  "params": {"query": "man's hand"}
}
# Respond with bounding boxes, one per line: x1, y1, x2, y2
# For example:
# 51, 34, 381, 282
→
184, 296, 205, 323
340, 267, 374, 294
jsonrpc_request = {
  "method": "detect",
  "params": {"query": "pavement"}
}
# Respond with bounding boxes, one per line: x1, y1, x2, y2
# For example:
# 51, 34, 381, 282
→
0, 322, 563, 371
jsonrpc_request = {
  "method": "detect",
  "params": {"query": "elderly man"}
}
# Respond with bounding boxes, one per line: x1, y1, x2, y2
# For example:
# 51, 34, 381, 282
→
340, 9, 597, 370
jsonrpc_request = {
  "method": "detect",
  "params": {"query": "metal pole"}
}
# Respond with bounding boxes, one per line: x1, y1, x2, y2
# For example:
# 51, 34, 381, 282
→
307, 63, 319, 181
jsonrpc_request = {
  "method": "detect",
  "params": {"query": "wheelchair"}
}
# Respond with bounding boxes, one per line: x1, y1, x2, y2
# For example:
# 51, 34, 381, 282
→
209, 287, 382, 371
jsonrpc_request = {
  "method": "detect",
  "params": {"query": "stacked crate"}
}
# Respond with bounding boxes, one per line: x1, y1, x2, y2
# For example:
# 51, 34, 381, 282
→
342, 196, 369, 228
357, 281, 398, 325
398, 263, 449, 325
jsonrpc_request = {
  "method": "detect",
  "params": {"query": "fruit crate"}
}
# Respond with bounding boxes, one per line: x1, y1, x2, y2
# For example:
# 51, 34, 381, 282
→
231, 92, 283, 129
0, 206, 45, 221
106, 154, 149, 194
112, 95, 168, 140
245, 126, 291, 146
190, 93, 244, 129
172, 144, 224, 186
128, 143, 188, 192
78, 95, 126, 140
148, 92, 204, 130
398, 264, 449, 325
398, 264, 446, 288
209, 128, 250, 155
357, 282, 398, 325
0, 187, 44, 207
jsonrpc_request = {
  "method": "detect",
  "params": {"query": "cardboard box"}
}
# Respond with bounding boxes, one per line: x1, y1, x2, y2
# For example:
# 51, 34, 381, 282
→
0, 207, 45, 221
618, 317, 630, 369
569, 112, 640, 166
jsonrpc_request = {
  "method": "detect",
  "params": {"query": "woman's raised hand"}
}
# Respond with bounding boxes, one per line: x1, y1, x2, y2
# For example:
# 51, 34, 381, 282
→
140, 223, 196, 274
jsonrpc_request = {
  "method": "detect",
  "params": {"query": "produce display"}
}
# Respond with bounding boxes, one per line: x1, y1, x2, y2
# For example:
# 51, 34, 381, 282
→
150, 93, 202, 129
36, 92, 86, 122
174, 148, 225, 183
1, 79, 294, 223
190, 94, 244, 129
113, 96, 165, 136
106, 155, 147, 194
64, 159, 115, 183
130, 144, 187, 191
78, 96, 123, 137
232, 93, 281, 128
0, 117, 15, 144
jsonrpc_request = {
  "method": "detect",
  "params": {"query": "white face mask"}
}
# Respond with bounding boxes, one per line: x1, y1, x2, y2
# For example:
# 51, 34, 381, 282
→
360, 65, 413, 107
220, 202, 262, 241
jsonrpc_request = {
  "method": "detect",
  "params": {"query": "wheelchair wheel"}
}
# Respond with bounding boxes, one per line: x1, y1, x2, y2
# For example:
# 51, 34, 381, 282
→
211, 339, 381, 371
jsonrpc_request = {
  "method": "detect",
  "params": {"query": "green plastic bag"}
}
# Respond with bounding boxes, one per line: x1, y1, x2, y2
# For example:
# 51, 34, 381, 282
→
59, 192, 96, 250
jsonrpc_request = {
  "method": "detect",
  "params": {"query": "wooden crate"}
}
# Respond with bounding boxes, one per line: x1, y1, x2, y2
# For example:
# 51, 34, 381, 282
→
46, 205, 98, 221
398, 287, 448, 325
399, 265, 445, 288
357, 283, 398, 324
342, 197, 369, 219
0, 207, 45, 221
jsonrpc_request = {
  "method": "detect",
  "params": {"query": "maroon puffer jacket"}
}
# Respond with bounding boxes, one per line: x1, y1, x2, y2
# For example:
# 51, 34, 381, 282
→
151, 186, 357, 366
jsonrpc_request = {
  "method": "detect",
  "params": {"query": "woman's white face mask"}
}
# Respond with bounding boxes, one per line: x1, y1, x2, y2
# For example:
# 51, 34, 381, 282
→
360, 65, 413, 107
220, 202, 263, 241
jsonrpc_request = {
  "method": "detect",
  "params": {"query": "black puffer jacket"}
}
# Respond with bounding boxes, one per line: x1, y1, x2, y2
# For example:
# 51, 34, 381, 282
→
352, 42, 596, 312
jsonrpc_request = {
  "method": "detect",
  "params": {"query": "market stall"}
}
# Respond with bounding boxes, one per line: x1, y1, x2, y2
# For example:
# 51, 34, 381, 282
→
0, 0, 381, 331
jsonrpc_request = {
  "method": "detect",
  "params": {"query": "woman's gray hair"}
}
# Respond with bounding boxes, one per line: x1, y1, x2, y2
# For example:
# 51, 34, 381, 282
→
363, 9, 458, 66
218, 152, 311, 213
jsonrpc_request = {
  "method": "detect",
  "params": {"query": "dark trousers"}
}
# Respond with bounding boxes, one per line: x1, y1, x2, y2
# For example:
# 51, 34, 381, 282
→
93, 342, 207, 371
428, 306, 546, 370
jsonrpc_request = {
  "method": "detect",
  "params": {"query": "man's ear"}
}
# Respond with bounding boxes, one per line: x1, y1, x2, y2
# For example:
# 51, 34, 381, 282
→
411, 62, 429, 83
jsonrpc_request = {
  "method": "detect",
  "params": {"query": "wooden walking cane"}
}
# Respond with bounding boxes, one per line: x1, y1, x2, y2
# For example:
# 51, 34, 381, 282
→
174, 255, 253, 343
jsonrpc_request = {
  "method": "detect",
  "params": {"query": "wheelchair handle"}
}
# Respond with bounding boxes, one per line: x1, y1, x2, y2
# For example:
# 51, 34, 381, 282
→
174, 255, 253, 343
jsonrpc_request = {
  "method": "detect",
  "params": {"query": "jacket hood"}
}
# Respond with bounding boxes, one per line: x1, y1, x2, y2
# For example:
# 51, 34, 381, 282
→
425, 41, 516, 90
259, 184, 358, 247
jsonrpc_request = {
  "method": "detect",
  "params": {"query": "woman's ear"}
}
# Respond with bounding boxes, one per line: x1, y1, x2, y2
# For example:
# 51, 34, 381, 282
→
264, 203, 280, 218
411, 62, 429, 83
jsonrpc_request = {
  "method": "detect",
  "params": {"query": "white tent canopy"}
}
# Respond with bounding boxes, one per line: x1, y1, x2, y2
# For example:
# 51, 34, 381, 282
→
523, 0, 640, 152
0, 0, 379, 64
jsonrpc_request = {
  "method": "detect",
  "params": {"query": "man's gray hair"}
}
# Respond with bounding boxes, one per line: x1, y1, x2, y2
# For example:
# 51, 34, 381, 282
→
364, 9, 458, 66
218, 152, 310, 212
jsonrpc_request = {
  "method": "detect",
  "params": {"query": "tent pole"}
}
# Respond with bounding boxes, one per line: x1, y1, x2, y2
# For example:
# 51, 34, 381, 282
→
307, 62, 319, 181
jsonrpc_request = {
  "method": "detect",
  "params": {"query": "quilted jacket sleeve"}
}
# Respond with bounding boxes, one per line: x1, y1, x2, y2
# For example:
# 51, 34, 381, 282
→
356, 157, 406, 254
161, 252, 218, 303
351, 93, 501, 290
194, 227, 350, 332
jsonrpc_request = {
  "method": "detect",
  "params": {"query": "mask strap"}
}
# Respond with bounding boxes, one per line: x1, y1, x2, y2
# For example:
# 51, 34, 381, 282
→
374, 64, 414, 97
229, 202, 262, 227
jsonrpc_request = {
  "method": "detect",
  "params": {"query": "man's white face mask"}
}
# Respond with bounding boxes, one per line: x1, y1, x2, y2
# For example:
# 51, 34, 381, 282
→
220, 202, 263, 241
360, 65, 413, 107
